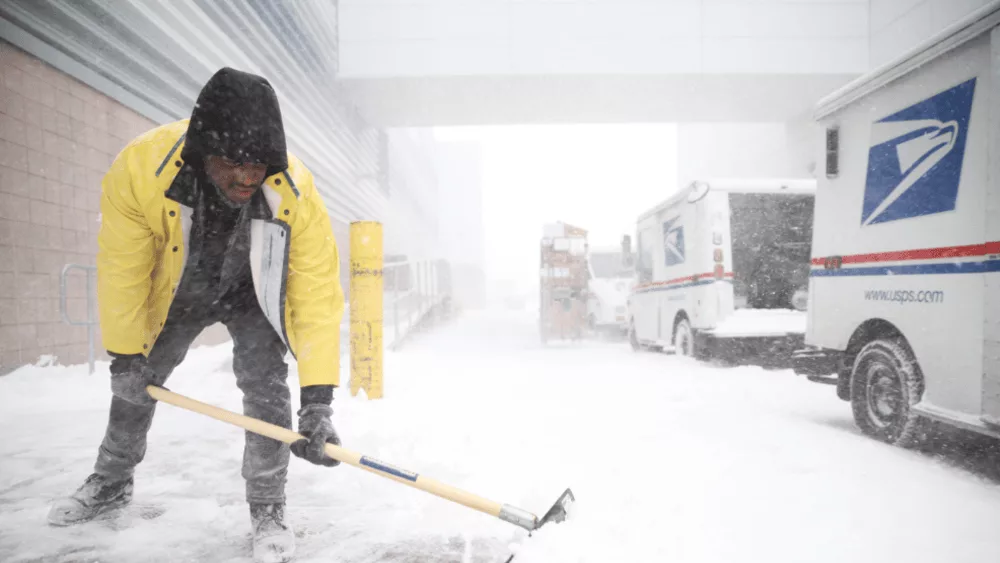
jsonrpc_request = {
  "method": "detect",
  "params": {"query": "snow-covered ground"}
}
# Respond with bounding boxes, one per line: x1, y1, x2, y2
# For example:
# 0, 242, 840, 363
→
3, 309, 1000, 563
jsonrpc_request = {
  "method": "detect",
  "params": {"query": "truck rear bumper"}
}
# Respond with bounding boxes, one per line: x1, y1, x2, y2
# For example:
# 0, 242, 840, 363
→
792, 346, 843, 378
697, 332, 805, 367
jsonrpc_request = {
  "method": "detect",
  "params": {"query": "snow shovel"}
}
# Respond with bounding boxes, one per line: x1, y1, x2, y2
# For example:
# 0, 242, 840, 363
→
146, 386, 575, 536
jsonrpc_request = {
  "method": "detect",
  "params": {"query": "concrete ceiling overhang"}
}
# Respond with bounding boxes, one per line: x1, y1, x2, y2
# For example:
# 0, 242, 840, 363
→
337, 73, 859, 127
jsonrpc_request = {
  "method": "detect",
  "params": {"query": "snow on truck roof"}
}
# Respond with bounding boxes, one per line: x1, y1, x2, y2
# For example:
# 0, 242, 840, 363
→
637, 178, 816, 222
691, 178, 815, 193
815, 0, 1000, 120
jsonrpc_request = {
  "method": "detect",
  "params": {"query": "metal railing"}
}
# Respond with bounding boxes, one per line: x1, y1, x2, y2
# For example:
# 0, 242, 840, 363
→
384, 259, 450, 350
59, 264, 98, 374
60, 260, 452, 371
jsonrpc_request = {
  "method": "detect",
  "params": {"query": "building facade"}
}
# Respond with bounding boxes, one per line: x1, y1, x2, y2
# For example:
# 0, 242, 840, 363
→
0, 2, 445, 373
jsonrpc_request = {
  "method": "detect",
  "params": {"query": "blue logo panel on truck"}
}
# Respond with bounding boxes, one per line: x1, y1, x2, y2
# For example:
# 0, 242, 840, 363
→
662, 216, 685, 266
862, 78, 976, 226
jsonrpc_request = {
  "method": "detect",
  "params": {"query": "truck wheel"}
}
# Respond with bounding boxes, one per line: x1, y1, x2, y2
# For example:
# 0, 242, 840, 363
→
673, 319, 695, 357
836, 373, 851, 402
850, 339, 928, 447
628, 321, 641, 351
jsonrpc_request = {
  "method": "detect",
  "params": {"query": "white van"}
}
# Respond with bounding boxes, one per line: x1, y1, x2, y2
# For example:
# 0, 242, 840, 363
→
628, 178, 815, 359
586, 247, 633, 335
794, 2, 1000, 445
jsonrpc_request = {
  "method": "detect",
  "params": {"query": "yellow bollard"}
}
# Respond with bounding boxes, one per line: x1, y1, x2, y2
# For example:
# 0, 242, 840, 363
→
349, 221, 384, 399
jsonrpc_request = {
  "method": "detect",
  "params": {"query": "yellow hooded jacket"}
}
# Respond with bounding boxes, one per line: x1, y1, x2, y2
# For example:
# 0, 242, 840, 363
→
97, 119, 344, 387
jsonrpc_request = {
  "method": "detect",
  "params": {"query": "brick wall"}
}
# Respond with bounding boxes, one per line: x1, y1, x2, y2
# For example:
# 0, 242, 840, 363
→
0, 40, 231, 375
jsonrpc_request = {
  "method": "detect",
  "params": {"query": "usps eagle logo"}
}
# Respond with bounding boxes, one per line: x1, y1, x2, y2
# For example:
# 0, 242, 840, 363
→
861, 78, 976, 226
662, 216, 685, 266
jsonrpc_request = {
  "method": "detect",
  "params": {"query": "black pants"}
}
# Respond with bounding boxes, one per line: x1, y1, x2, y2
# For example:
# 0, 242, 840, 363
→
93, 288, 291, 504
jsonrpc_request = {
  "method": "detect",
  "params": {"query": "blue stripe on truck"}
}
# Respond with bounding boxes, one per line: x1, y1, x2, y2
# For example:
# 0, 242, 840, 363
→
811, 259, 1000, 277
359, 456, 419, 482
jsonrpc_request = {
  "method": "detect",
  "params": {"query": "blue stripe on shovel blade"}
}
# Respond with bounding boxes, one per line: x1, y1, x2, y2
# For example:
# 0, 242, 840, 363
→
360, 456, 419, 482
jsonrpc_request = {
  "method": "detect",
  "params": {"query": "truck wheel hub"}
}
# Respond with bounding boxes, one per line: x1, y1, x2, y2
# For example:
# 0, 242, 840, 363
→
866, 364, 902, 427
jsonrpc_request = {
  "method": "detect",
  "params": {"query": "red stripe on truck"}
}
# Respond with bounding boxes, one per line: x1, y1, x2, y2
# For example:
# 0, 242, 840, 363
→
811, 241, 1000, 267
634, 271, 733, 290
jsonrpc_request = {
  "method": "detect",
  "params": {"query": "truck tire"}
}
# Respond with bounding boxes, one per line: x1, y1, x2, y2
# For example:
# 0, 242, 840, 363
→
673, 319, 695, 357
850, 338, 928, 447
628, 321, 641, 351
836, 372, 851, 402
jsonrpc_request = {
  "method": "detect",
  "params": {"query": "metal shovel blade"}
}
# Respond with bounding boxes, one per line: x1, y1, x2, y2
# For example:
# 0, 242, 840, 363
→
503, 489, 576, 562
536, 488, 575, 530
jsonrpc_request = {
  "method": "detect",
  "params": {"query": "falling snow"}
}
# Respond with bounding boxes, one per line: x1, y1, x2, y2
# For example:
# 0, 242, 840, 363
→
3, 310, 1000, 562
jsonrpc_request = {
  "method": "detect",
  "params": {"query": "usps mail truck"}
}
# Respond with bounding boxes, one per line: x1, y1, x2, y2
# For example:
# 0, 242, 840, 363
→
794, 2, 1000, 445
586, 246, 634, 336
628, 178, 815, 360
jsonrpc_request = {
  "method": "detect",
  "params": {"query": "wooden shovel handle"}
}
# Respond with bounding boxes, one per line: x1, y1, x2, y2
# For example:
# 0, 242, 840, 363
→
146, 386, 510, 521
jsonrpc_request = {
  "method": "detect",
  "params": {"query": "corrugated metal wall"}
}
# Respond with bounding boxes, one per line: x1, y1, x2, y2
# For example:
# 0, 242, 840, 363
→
0, 0, 389, 245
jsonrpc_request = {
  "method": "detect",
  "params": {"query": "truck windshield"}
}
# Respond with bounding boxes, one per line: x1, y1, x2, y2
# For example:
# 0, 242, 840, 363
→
589, 252, 631, 279
729, 193, 814, 310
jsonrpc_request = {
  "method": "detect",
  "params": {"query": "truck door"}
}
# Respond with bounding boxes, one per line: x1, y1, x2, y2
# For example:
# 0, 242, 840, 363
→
657, 207, 691, 341
634, 224, 658, 340
983, 28, 1000, 426
983, 250, 1000, 426
985, 313, 1000, 425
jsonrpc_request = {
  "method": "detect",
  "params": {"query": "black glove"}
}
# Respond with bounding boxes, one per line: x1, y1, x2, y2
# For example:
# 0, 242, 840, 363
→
108, 353, 157, 406
291, 387, 341, 467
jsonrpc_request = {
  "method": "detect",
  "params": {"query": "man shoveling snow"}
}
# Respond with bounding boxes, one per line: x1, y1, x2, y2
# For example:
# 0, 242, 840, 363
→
46, 67, 346, 563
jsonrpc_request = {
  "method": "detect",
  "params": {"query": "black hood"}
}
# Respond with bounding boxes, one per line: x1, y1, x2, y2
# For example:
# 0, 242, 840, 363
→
181, 67, 288, 177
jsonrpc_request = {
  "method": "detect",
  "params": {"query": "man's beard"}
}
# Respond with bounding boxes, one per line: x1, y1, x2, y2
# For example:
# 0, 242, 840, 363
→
213, 180, 257, 209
